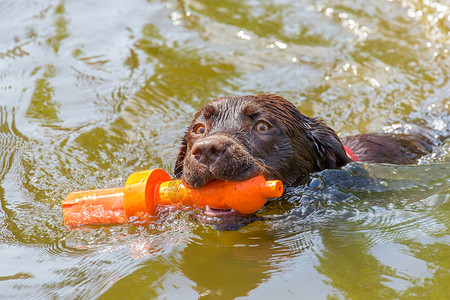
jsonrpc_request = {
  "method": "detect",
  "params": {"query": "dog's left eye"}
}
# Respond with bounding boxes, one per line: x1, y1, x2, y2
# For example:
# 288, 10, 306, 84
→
193, 124, 206, 134
255, 121, 270, 132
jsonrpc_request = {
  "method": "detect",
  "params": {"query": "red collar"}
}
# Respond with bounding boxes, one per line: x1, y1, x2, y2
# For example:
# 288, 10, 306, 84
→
344, 146, 358, 161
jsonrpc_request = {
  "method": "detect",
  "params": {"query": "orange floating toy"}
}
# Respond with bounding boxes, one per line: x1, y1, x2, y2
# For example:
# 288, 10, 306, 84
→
62, 169, 283, 226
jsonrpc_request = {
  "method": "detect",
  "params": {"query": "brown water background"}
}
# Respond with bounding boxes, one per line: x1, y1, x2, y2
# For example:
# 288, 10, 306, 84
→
0, 0, 449, 299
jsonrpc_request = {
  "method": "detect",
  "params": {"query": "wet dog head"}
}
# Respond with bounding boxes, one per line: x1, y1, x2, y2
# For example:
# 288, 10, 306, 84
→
173, 94, 350, 229
175, 94, 350, 188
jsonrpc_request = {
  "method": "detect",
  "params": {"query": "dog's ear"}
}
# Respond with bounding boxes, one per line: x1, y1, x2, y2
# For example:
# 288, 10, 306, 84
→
309, 120, 351, 170
173, 133, 188, 178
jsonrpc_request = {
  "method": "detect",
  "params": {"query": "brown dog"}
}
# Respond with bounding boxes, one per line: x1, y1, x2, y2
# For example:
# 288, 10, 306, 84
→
173, 94, 436, 227
175, 94, 433, 190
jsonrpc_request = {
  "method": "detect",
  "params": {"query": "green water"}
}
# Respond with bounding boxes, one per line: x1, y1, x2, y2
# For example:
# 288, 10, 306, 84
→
0, 0, 449, 299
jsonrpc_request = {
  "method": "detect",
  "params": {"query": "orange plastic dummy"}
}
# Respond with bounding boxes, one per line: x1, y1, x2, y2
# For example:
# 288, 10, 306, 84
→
62, 169, 283, 226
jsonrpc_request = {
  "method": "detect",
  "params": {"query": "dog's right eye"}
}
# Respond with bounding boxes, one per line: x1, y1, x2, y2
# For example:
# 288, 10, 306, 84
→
255, 121, 270, 132
193, 124, 206, 134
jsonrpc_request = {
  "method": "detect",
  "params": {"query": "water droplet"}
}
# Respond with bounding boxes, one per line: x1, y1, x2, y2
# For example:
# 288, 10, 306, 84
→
309, 178, 324, 190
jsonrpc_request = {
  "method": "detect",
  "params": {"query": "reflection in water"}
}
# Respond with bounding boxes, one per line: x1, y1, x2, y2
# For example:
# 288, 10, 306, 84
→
0, 0, 449, 298
316, 225, 400, 299
135, 23, 237, 106
46, 2, 69, 53
179, 228, 274, 299
26, 77, 60, 123
314, 192, 449, 299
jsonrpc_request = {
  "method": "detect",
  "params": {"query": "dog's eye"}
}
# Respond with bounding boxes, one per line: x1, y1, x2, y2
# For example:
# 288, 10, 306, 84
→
193, 124, 206, 134
255, 121, 270, 132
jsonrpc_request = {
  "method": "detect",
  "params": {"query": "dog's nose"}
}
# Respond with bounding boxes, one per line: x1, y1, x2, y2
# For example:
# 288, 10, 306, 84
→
191, 137, 226, 166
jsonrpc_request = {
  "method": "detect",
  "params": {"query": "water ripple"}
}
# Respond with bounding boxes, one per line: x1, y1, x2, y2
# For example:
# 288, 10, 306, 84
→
0, 107, 26, 180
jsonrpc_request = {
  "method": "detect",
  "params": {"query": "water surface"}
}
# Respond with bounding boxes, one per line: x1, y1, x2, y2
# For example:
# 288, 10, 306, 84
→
0, 0, 449, 299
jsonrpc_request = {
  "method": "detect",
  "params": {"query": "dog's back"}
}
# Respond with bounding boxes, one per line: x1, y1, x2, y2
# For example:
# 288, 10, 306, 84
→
341, 133, 434, 164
